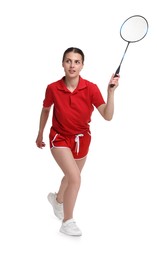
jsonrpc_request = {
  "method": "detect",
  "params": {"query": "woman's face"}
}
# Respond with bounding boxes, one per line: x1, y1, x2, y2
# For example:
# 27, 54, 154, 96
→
62, 52, 84, 78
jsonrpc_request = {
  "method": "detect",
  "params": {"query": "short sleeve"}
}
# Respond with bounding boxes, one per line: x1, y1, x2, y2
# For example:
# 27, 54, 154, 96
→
91, 84, 106, 108
43, 85, 54, 107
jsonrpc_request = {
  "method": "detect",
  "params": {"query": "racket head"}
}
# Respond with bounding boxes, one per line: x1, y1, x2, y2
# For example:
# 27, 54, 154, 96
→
120, 15, 149, 43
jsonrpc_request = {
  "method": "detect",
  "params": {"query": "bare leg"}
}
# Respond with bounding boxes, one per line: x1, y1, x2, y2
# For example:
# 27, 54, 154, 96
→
75, 157, 87, 172
56, 176, 68, 203
51, 148, 86, 222
56, 157, 87, 203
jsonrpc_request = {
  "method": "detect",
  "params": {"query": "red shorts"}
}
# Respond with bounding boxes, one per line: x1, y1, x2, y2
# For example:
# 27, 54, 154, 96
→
49, 128, 91, 160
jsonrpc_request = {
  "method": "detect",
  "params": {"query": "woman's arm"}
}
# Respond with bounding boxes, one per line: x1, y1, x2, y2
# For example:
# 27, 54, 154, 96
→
97, 74, 119, 121
36, 106, 51, 148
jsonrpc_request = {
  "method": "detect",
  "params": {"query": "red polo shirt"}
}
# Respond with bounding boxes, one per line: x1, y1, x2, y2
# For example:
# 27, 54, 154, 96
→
43, 76, 105, 135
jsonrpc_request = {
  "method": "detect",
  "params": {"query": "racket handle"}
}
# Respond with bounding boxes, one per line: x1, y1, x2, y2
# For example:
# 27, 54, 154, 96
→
109, 65, 120, 88
109, 74, 119, 88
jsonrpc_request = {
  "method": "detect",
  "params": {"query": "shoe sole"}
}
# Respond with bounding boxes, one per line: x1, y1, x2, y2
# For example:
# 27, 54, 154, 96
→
60, 229, 82, 236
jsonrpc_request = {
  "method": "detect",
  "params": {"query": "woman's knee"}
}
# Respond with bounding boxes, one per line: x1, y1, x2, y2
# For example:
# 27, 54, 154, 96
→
68, 173, 81, 187
62, 173, 81, 186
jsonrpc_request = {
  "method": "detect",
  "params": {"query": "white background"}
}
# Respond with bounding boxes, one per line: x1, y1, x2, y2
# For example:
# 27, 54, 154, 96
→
0, 0, 157, 259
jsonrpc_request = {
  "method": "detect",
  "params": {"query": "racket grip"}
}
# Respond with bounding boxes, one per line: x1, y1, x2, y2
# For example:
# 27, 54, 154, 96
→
109, 73, 119, 88
109, 65, 120, 87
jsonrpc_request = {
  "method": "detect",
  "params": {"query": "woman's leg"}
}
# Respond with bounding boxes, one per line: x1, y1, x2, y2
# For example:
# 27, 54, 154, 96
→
51, 148, 86, 222
56, 157, 87, 203
75, 157, 87, 172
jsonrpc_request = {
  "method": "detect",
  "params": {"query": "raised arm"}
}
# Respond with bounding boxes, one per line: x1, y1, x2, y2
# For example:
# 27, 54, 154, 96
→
97, 74, 120, 121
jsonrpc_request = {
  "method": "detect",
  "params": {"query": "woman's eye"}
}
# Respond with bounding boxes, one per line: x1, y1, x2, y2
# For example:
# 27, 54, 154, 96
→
65, 59, 81, 64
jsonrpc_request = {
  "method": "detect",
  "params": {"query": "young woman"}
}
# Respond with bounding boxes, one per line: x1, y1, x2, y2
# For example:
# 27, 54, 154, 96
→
36, 47, 120, 236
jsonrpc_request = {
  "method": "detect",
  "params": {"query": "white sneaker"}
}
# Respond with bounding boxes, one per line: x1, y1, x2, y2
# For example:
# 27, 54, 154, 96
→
47, 193, 64, 220
60, 219, 82, 236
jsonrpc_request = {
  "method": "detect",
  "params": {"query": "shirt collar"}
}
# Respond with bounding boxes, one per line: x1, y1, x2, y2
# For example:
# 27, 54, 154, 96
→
57, 76, 87, 93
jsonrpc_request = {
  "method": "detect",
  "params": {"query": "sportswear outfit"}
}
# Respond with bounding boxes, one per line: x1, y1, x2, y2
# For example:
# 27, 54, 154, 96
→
44, 76, 105, 235
43, 76, 105, 159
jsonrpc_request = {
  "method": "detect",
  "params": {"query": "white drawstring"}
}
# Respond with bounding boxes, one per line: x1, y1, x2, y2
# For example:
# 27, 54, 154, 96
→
75, 134, 84, 154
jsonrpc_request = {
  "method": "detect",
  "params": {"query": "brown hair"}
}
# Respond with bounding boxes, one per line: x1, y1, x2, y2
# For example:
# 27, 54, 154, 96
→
62, 47, 85, 63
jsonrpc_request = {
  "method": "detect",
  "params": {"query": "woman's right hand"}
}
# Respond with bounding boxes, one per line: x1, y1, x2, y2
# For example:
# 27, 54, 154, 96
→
36, 133, 46, 149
